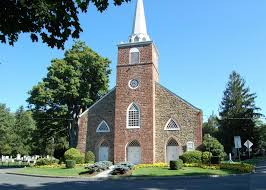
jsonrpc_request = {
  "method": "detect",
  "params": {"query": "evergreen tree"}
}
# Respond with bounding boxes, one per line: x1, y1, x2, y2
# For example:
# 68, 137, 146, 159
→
219, 71, 261, 153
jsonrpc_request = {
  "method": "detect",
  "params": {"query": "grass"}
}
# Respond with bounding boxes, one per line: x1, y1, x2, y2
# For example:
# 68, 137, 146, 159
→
241, 156, 266, 165
16, 166, 88, 177
132, 167, 240, 177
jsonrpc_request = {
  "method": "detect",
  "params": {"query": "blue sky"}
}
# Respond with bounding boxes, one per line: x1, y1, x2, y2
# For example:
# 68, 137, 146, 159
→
0, 0, 266, 121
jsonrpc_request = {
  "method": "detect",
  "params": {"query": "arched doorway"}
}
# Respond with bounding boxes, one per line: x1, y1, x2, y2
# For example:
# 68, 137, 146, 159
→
98, 141, 109, 161
166, 138, 179, 163
127, 140, 141, 164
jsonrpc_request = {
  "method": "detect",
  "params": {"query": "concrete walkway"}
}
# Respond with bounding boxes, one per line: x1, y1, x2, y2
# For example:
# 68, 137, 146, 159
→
93, 166, 115, 178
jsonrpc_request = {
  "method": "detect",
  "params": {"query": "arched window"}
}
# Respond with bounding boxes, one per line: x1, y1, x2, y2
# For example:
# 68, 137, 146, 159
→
96, 120, 110, 133
164, 118, 180, 131
127, 103, 140, 128
167, 138, 178, 146
128, 140, 141, 147
130, 48, 140, 64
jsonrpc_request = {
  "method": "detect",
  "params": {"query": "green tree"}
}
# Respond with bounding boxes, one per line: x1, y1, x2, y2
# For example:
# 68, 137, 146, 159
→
28, 41, 111, 148
203, 134, 225, 158
203, 114, 219, 138
0, 104, 15, 155
253, 120, 266, 153
0, 0, 130, 49
218, 71, 261, 153
11, 106, 36, 155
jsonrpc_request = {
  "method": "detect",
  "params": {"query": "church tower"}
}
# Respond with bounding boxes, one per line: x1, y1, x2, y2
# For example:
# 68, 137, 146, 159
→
114, 0, 159, 164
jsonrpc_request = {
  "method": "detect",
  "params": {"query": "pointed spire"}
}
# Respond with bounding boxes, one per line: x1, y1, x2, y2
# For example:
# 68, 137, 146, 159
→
129, 0, 150, 43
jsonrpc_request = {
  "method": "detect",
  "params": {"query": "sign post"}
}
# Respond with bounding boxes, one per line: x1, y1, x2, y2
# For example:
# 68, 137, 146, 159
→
234, 136, 242, 161
244, 140, 253, 158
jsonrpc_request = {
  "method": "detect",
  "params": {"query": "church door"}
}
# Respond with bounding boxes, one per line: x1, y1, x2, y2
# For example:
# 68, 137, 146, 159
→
166, 138, 179, 163
127, 140, 141, 164
98, 141, 109, 161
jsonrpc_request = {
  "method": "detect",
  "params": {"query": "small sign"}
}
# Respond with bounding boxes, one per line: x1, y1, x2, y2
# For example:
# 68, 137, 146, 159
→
186, 141, 195, 151
244, 140, 253, 149
234, 136, 242, 148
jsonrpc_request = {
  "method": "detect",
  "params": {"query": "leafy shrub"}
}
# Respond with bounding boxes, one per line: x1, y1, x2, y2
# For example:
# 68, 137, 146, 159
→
180, 150, 202, 163
85, 151, 95, 163
220, 163, 254, 173
65, 160, 76, 168
169, 159, 183, 170
135, 163, 168, 169
110, 162, 134, 175
116, 162, 134, 169
211, 156, 221, 164
64, 148, 84, 164
85, 161, 113, 174
35, 158, 59, 166
202, 151, 212, 164
183, 163, 220, 170
100, 161, 113, 167
203, 135, 225, 158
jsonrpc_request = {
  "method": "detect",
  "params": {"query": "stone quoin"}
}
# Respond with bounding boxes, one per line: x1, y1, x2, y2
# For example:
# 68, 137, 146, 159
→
77, 0, 202, 164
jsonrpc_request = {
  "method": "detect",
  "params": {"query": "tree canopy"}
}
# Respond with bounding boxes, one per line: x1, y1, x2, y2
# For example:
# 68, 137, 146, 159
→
218, 71, 261, 153
0, 0, 131, 49
203, 114, 219, 138
0, 104, 15, 155
27, 41, 111, 149
0, 104, 36, 156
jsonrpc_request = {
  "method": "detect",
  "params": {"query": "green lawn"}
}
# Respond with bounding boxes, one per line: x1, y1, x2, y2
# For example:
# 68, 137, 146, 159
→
132, 167, 239, 177
17, 166, 88, 177
241, 156, 266, 165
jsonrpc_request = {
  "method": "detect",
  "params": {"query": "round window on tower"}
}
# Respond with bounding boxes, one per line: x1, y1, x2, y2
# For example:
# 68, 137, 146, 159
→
129, 79, 139, 89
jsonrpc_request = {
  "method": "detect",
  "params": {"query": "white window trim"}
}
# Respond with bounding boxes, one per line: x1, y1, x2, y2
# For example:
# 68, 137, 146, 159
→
164, 118, 180, 131
129, 48, 140, 64
96, 120, 110, 133
126, 102, 141, 129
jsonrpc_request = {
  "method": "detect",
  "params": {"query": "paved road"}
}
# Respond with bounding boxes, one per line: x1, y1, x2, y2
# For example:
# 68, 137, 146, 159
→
0, 164, 265, 190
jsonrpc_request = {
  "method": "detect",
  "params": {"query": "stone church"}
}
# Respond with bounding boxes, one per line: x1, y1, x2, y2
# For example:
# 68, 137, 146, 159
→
77, 0, 202, 164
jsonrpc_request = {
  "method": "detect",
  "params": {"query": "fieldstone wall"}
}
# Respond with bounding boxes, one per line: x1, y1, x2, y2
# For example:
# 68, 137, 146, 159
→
77, 89, 116, 162
155, 83, 202, 162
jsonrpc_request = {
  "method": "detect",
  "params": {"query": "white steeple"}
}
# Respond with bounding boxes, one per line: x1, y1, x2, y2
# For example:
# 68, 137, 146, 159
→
129, 0, 150, 43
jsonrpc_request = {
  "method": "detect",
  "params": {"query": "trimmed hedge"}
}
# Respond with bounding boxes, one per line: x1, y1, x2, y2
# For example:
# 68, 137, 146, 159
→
180, 151, 202, 163
170, 159, 183, 170
35, 158, 59, 166
64, 148, 85, 164
220, 163, 254, 173
85, 151, 95, 163
135, 163, 168, 169
65, 160, 76, 168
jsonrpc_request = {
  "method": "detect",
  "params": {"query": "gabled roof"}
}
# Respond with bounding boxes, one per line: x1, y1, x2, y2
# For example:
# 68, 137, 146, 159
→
156, 82, 202, 112
78, 87, 116, 118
